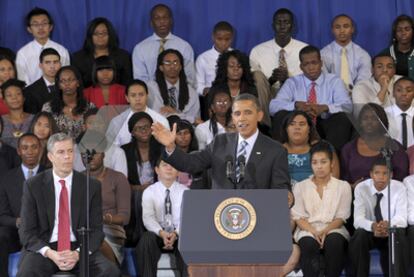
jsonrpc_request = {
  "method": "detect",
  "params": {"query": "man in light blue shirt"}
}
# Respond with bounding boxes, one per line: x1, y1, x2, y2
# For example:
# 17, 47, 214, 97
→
132, 4, 195, 86
270, 45, 353, 151
321, 14, 371, 91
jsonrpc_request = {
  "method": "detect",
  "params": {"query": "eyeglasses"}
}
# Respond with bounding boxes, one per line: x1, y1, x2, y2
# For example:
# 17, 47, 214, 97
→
133, 125, 151, 132
214, 100, 230, 106
162, 60, 179, 66
59, 78, 77, 85
93, 32, 108, 37
30, 22, 50, 29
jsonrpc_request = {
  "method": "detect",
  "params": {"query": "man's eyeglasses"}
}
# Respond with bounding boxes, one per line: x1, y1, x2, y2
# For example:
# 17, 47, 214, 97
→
30, 22, 50, 29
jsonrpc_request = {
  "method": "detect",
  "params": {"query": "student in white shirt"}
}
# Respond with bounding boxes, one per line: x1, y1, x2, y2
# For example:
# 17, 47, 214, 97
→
16, 8, 70, 86
349, 158, 409, 277
136, 159, 188, 277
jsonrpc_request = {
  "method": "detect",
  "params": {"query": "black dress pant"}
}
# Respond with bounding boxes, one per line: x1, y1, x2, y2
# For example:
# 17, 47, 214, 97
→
348, 228, 409, 277
0, 226, 21, 277
298, 233, 347, 277
136, 231, 187, 277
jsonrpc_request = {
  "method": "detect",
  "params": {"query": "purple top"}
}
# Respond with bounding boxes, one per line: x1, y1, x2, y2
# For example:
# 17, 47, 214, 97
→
340, 138, 409, 183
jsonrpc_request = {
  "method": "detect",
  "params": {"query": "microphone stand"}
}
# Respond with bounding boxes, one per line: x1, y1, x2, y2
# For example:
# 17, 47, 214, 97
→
380, 147, 395, 277
79, 149, 95, 277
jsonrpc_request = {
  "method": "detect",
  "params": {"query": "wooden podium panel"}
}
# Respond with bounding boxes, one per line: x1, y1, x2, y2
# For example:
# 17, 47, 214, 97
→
188, 264, 283, 277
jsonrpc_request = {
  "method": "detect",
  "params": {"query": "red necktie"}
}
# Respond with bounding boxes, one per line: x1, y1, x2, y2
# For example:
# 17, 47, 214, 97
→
58, 179, 71, 251
308, 82, 317, 123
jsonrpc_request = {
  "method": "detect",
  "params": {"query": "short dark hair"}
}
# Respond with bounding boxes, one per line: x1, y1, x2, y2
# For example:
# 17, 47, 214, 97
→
17, 133, 40, 148
370, 157, 388, 171
273, 8, 294, 24
26, 7, 53, 27
150, 4, 173, 19
394, 76, 414, 88
39, 48, 60, 63
391, 14, 414, 45
92, 56, 117, 86
299, 45, 321, 63
213, 21, 234, 34
83, 17, 120, 54
310, 140, 334, 161
233, 93, 261, 111
1, 79, 25, 98
331, 14, 354, 28
372, 53, 395, 67
125, 79, 148, 96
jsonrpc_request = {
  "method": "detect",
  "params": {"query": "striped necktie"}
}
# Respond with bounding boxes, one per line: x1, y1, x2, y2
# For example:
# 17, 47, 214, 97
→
236, 141, 248, 182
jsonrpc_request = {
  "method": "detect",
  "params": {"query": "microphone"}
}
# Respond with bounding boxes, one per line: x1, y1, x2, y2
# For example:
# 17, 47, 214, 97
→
237, 155, 246, 183
225, 155, 234, 185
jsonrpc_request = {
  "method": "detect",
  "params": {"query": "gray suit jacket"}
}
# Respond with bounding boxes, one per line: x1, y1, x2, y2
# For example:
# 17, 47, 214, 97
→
165, 132, 291, 190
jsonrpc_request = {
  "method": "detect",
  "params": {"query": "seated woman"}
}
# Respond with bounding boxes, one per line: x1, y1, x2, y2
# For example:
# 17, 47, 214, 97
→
280, 110, 340, 185
42, 66, 95, 140
121, 111, 162, 246
380, 15, 414, 79
0, 55, 17, 115
341, 103, 409, 185
85, 139, 130, 267
83, 55, 127, 108
72, 17, 132, 88
195, 84, 232, 150
292, 141, 352, 276
29, 111, 58, 168
0, 79, 33, 148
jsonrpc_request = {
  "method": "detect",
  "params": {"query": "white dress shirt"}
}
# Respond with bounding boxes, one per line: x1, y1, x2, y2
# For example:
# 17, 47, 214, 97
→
142, 181, 188, 235
237, 129, 259, 163
16, 39, 70, 86
195, 119, 225, 150
132, 33, 195, 86
403, 175, 414, 225
385, 105, 414, 148
107, 107, 170, 147
39, 171, 77, 256
353, 178, 407, 232
249, 38, 307, 79
146, 80, 200, 123
21, 164, 40, 180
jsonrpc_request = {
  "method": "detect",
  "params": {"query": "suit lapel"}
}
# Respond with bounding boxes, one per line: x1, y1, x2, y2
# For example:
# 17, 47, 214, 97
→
248, 133, 264, 165
42, 171, 55, 229
71, 172, 82, 232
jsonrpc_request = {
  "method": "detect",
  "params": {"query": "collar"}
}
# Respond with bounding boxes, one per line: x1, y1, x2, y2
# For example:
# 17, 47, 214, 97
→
152, 32, 172, 41
303, 72, 325, 87
368, 179, 389, 198
238, 129, 259, 146
33, 38, 50, 48
391, 104, 414, 116
333, 41, 353, 52
21, 163, 40, 175
273, 38, 295, 54
42, 77, 54, 87
52, 170, 73, 187
166, 80, 180, 88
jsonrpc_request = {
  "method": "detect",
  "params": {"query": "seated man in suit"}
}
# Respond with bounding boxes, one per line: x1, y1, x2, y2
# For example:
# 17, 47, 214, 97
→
321, 14, 371, 92
349, 158, 409, 276
23, 48, 61, 114
152, 93, 292, 198
17, 132, 120, 277
269, 45, 353, 151
385, 77, 414, 149
132, 4, 195, 86
352, 54, 402, 109
137, 159, 188, 277
0, 133, 43, 277
147, 49, 200, 124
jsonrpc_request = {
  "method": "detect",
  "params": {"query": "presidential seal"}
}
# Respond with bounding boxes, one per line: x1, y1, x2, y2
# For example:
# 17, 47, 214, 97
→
214, 197, 256, 240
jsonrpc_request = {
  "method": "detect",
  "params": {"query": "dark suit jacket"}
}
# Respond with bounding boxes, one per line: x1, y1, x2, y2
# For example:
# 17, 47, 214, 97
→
23, 77, 56, 114
19, 169, 104, 253
0, 165, 45, 228
165, 132, 291, 190
0, 142, 20, 176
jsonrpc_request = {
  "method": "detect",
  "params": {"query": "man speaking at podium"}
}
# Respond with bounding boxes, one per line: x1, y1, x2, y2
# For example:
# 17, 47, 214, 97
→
152, 93, 291, 195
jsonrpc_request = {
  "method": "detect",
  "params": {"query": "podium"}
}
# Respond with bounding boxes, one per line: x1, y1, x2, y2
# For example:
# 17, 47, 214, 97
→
178, 189, 292, 277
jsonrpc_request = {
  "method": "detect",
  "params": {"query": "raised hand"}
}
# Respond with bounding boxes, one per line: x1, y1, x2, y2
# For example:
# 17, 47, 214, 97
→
151, 122, 177, 152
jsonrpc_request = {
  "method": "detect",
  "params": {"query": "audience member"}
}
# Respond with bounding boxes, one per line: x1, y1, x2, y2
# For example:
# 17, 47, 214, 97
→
404, 174, 414, 271
195, 21, 234, 96
195, 85, 232, 149
29, 111, 59, 168
83, 55, 127, 108
147, 49, 200, 123
292, 141, 352, 276
42, 66, 95, 140
17, 133, 120, 276
341, 103, 409, 185
0, 117, 20, 175
0, 79, 34, 148
380, 14, 414, 79
136, 159, 188, 277
280, 111, 340, 185
352, 54, 402, 109
0, 133, 43, 277
270, 45, 353, 151
23, 48, 61, 114
349, 157, 409, 276
0, 55, 17, 115
16, 7, 70, 86
321, 14, 371, 91
132, 4, 195, 86
107, 79, 169, 146
84, 139, 130, 267
73, 17, 132, 88
0, 46, 15, 61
